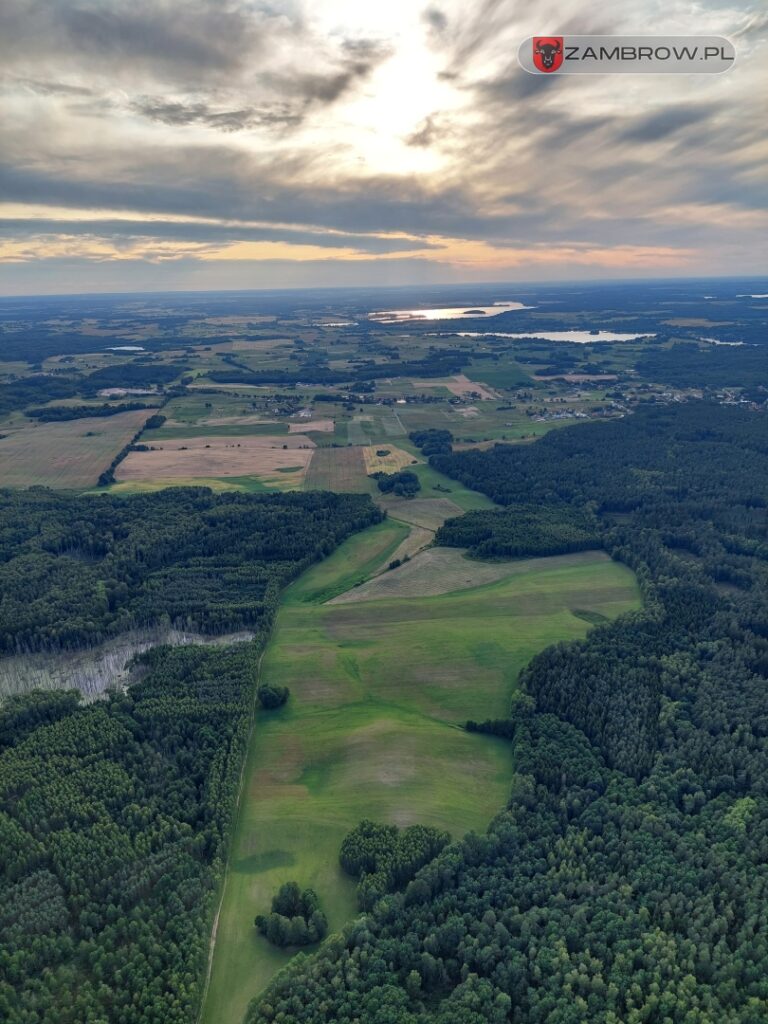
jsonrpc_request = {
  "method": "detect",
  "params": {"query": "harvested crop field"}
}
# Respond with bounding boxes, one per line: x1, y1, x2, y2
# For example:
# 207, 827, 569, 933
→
362, 444, 419, 474
117, 435, 314, 488
304, 445, 369, 492
289, 419, 333, 433
0, 409, 152, 488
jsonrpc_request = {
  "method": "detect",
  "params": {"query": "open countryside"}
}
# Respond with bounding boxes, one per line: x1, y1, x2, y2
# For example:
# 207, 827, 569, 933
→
201, 522, 641, 1024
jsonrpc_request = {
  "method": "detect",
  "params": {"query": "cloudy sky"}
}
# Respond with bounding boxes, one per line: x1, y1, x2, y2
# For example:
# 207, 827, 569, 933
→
0, 0, 766, 294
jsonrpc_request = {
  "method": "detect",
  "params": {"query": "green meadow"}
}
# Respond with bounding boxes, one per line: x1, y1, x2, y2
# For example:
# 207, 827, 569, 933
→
201, 521, 640, 1024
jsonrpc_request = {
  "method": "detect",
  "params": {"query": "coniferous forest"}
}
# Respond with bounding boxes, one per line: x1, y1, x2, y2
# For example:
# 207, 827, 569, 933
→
0, 490, 381, 1024
243, 403, 768, 1024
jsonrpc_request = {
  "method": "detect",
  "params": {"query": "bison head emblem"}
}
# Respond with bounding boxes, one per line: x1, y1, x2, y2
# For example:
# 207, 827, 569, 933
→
533, 37, 564, 73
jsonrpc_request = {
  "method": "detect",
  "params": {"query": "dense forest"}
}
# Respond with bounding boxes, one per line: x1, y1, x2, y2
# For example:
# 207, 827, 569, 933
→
635, 342, 767, 389
246, 403, 768, 1024
0, 489, 380, 1024
0, 375, 82, 418
0, 488, 381, 654
436, 504, 599, 559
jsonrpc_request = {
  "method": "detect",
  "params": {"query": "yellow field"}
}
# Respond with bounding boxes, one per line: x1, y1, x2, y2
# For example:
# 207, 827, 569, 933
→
362, 444, 420, 474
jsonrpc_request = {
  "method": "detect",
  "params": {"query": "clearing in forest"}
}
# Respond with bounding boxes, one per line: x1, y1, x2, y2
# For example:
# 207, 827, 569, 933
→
328, 548, 618, 604
202, 522, 641, 1024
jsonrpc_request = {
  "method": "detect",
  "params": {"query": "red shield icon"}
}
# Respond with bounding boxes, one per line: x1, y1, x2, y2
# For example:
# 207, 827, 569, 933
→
533, 36, 564, 73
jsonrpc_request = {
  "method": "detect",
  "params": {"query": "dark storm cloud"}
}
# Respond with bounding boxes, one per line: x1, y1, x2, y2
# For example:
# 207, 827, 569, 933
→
0, 217, 439, 254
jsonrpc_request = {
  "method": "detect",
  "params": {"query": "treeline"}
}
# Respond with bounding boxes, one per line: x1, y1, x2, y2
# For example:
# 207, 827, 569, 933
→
96, 413, 159, 487
208, 349, 464, 388
436, 504, 600, 558
0, 488, 382, 654
246, 403, 768, 1024
0, 489, 378, 1024
25, 401, 154, 421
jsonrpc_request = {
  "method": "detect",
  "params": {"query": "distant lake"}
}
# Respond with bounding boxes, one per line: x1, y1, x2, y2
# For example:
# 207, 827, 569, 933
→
453, 330, 655, 344
368, 302, 532, 323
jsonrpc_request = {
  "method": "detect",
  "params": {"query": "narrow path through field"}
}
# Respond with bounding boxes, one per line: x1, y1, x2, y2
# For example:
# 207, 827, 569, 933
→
200, 518, 641, 1024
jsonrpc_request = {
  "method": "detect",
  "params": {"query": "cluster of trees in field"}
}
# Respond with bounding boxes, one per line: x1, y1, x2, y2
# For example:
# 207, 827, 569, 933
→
255, 883, 328, 948
373, 470, 421, 497
246, 403, 768, 1024
0, 489, 379, 1023
436, 504, 600, 559
340, 821, 450, 912
0, 488, 382, 654
25, 401, 155, 421
409, 429, 453, 456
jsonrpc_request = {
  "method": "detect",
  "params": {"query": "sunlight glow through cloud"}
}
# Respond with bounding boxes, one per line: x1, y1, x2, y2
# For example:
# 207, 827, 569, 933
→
0, 0, 765, 292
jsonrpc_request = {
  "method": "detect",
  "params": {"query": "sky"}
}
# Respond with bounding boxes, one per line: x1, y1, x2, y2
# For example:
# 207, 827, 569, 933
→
0, 0, 766, 295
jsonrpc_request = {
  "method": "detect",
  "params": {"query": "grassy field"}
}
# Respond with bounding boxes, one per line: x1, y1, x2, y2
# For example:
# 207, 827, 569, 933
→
0, 409, 151, 488
329, 548, 615, 604
201, 526, 641, 1024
